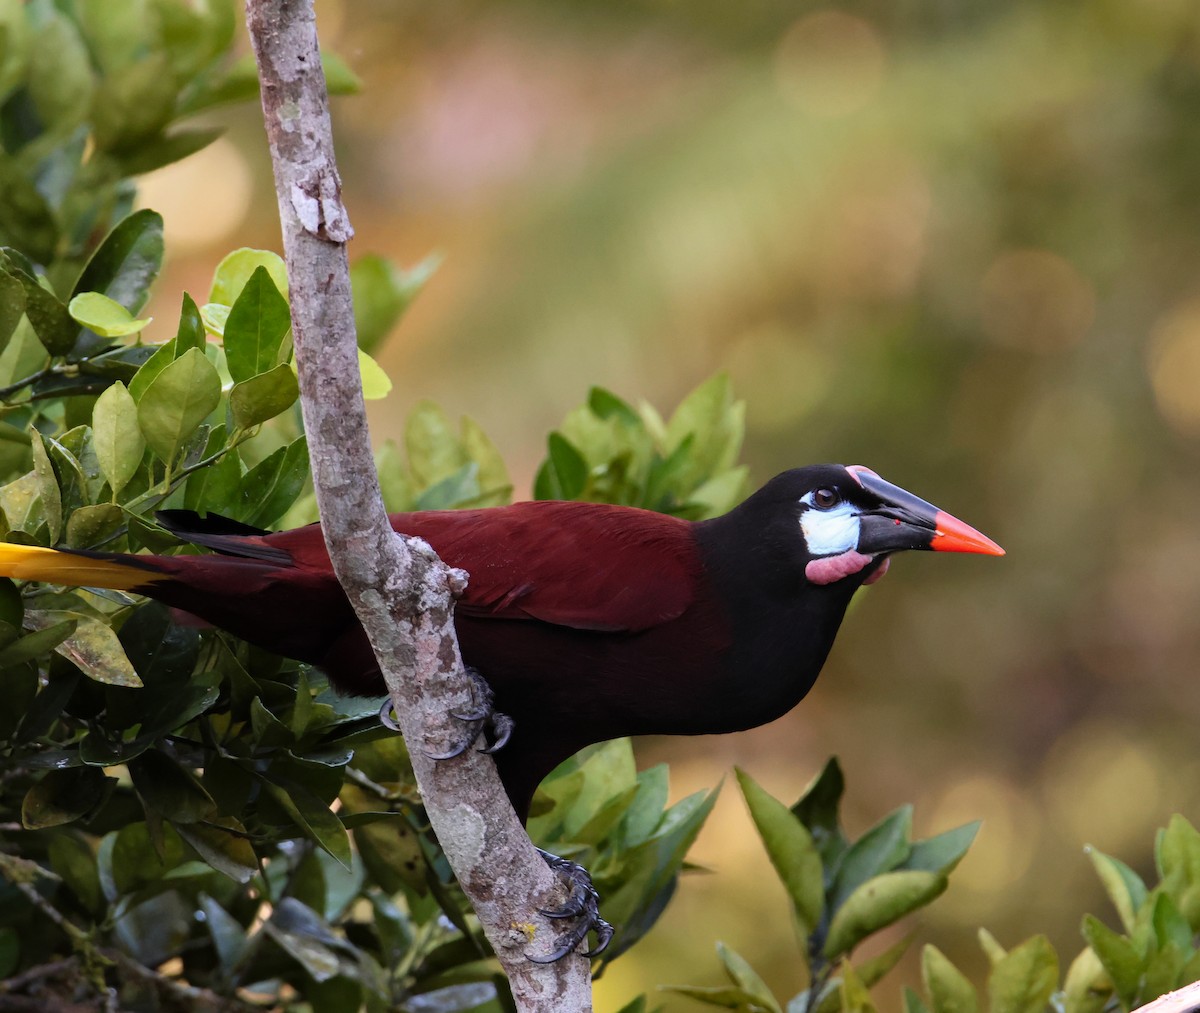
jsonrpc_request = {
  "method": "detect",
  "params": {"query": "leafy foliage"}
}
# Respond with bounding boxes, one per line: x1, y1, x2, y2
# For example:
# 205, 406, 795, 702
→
666, 766, 1200, 1013
533, 375, 748, 519
0, 16, 746, 995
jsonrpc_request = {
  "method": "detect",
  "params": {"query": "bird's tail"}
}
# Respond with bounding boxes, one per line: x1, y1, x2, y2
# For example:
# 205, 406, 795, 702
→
0, 543, 160, 592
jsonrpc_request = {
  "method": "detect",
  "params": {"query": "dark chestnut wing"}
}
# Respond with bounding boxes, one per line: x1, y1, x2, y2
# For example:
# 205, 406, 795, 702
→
254, 500, 702, 633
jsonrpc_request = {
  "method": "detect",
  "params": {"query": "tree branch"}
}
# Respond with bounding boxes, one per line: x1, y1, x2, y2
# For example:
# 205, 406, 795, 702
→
242, 2, 592, 1010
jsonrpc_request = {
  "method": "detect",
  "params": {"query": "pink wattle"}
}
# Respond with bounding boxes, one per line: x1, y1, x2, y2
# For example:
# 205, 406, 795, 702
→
805, 551, 888, 587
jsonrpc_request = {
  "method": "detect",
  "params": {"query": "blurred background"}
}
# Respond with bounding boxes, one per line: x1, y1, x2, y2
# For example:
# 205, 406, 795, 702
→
139, 1, 1200, 1008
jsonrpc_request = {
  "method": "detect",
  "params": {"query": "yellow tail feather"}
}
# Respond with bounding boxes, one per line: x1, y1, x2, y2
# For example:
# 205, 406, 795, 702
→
0, 543, 150, 592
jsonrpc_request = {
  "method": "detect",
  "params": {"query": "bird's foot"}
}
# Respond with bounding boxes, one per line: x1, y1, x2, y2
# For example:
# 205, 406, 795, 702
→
527, 848, 614, 962
396, 666, 513, 759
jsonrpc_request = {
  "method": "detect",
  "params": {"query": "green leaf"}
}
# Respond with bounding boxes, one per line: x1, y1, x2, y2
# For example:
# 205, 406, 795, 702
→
358, 347, 392, 400
68, 292, 152, 337
40, 612, 142, 687
183, 431, 242, 514
589, 386, 641, 425
1087, 847, 1147, 935
174, 822, 258, 884
175, 293, 206, 355
223, 265, 291, 383
663, 373, 744, 490
48, 835, 104, 915
0, 577, 22, 628
832, 805, 913, 907
825, 871, 947, 959
350, 252, 440, 354
922, 946, 978, 1013
987, 936, 1059, 1013
91, 53, 177, 153
137, 347, 221, 465
22, 766, 115, 829
717, 943, 782, 1013
858, 931, 915, 986
263, 779, 352, 868
29, 431, 62, 543
117, 127, 226, 176
903, 822, 981, 876
129, 750, 216, 824
660, 984, 777, 1010
198, 893, 250, 970
545, 432, 589, 500
840, 959, 878, 1013
1152, 891, 1192, 953
70, 209, 164, 328
793, 757, 848, 868
978, 928, 1008, 967
0, 618, 76, 667
461, 415, 511, 504
414, 461, 480, 511
1061, 947, 1110, 1013
92, 381, 145, 494
28, 13, 93, 132
1081, 915, 1142, 1002
736, 768, 824, 937
405, 401, 468, 487
209, 248, 288, 307
0, 164, 58, 266
5, 262, 74, 354
231, 437, 309, 528
230, 363, 299, 430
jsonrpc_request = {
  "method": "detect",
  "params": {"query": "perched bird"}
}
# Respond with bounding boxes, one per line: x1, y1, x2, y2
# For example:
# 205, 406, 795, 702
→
0, 464, 1001, 821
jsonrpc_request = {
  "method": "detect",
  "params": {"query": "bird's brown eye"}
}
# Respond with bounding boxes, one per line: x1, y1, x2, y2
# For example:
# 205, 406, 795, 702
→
813, 488, 839, 509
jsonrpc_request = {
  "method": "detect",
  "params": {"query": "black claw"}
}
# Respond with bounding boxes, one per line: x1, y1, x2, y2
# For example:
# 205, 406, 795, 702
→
526, 849, 613, 962
423, 667, 514, 761
479, 713, 514, 754
378, 698, 402, 732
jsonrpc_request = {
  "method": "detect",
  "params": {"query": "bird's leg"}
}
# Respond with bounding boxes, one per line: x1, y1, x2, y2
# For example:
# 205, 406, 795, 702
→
527, 848, 614, 962
379, 667, 513, 758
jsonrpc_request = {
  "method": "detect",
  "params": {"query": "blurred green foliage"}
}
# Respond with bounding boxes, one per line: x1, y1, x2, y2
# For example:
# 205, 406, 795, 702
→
668, 771, 1200, 1013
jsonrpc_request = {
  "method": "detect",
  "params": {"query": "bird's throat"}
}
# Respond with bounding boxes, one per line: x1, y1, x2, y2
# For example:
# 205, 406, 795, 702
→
805, 551, 889, 586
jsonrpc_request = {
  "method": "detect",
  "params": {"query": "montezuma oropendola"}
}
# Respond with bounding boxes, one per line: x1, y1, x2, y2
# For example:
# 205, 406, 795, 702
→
0, 464, 1001, 815
0, 464, 1002, 954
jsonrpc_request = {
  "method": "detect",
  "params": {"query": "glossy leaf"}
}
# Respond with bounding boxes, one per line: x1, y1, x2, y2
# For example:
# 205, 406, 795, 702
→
231, 436, 309, 527
130, 750, 216, 824
137, 347, 221, 465
736, 768, 824, 936
29, 430, 61, 542
22, 766, 114, 829
223, 265, 291, 383
230, 362, 299, 430
68, 291, 151, 337
92, 380, 145, 494
209, 247, 288, 307
70, 209, 163, 351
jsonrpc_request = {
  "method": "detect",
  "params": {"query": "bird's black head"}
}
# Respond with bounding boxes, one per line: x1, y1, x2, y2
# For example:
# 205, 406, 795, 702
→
719, 464, 1004, 591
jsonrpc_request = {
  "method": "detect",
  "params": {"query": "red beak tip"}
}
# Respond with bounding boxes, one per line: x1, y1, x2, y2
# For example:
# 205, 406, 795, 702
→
931, 511, 1005, 557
